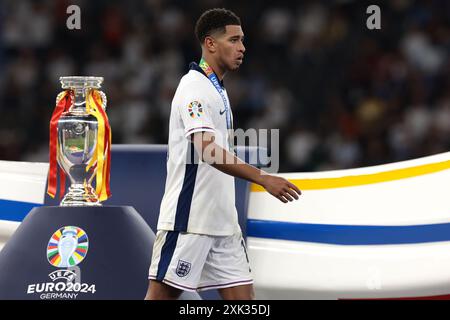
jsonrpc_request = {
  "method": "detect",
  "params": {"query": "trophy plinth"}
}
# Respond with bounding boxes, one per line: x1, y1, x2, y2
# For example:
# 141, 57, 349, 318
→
0, 206, 201, 300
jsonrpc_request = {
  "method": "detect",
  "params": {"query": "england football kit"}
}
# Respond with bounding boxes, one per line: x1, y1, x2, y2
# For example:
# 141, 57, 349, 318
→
148, 61, 252, 291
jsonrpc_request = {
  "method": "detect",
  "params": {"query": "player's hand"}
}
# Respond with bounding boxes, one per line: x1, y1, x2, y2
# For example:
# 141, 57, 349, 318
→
260, 175, 302, 203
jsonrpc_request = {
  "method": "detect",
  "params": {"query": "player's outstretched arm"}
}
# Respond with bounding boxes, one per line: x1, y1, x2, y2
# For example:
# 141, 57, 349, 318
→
191, 132, 301, 203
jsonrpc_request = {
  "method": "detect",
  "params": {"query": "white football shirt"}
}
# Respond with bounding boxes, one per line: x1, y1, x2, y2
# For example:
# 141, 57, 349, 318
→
157, 63, 240, 236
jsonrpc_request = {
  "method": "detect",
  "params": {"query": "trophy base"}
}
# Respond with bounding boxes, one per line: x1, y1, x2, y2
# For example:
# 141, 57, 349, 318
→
60, 184, 101, 207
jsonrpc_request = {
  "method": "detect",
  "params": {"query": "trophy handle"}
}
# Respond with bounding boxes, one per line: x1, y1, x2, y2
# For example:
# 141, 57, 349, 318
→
98, 91, 107, 110
56, 91, 68, 105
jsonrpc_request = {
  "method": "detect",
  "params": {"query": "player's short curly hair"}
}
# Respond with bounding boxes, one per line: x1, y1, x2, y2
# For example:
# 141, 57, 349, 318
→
195, 8, 241, 44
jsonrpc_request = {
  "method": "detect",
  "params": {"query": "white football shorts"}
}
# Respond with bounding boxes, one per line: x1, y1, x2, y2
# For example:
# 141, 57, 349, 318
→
148, 230, 253, 292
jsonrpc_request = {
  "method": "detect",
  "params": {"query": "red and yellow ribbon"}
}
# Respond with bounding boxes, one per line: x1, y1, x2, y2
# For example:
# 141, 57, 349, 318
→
86, 89, 111, 201
47, 90, 72, 199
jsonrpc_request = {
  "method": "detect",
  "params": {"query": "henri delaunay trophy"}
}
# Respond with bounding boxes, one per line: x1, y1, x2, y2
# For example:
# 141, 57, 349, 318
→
47, 76, 112, 206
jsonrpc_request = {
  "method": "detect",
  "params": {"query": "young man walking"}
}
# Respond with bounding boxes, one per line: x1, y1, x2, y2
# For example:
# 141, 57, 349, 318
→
145, 8, 301, 300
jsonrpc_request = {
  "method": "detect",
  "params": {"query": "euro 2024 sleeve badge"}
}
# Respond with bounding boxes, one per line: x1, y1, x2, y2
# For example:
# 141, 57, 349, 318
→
188, 101, 203, 118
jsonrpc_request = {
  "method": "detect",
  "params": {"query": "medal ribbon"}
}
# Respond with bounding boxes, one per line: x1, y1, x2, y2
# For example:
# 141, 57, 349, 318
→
198, 58, 233, 150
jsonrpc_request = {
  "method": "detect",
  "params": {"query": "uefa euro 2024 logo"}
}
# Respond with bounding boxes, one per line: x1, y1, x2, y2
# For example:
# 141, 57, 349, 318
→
27, 226, 95, 299
47, 226, 89, 267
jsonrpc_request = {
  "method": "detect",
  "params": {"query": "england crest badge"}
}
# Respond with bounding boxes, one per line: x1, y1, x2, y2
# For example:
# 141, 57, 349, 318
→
176, 260, 191, 277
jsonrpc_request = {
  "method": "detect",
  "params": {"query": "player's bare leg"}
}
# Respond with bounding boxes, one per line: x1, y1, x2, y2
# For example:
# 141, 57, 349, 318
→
144, 279, 182, 300
218, 284, 255, 300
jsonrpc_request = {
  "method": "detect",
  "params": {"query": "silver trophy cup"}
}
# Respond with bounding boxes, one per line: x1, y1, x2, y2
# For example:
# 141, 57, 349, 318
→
57, 76, 107, 206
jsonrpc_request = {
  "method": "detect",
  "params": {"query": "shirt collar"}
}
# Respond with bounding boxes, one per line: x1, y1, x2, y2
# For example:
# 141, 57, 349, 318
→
189, 62, 225, 88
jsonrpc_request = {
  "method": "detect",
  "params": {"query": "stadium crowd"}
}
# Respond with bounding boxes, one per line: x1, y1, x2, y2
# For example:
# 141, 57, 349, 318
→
0, 0, 448, 172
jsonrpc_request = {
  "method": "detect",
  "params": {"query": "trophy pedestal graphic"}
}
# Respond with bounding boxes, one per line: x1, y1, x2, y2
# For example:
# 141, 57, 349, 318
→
0, 76, 202, 300
0, 206, 200, 300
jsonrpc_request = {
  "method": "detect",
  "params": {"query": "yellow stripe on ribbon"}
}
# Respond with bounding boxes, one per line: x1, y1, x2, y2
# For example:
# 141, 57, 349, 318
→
94, 90, 111, 202
85, 89, 108, 200
251, 159, 450, 192
86, 93, 97, 171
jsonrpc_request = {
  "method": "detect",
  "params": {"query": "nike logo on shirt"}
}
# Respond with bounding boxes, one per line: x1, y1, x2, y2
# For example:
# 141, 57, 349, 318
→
220, 109, 226, 115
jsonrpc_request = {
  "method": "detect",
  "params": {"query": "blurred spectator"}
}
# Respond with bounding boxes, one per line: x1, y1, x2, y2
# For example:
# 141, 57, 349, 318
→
0, 0, 448, 172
